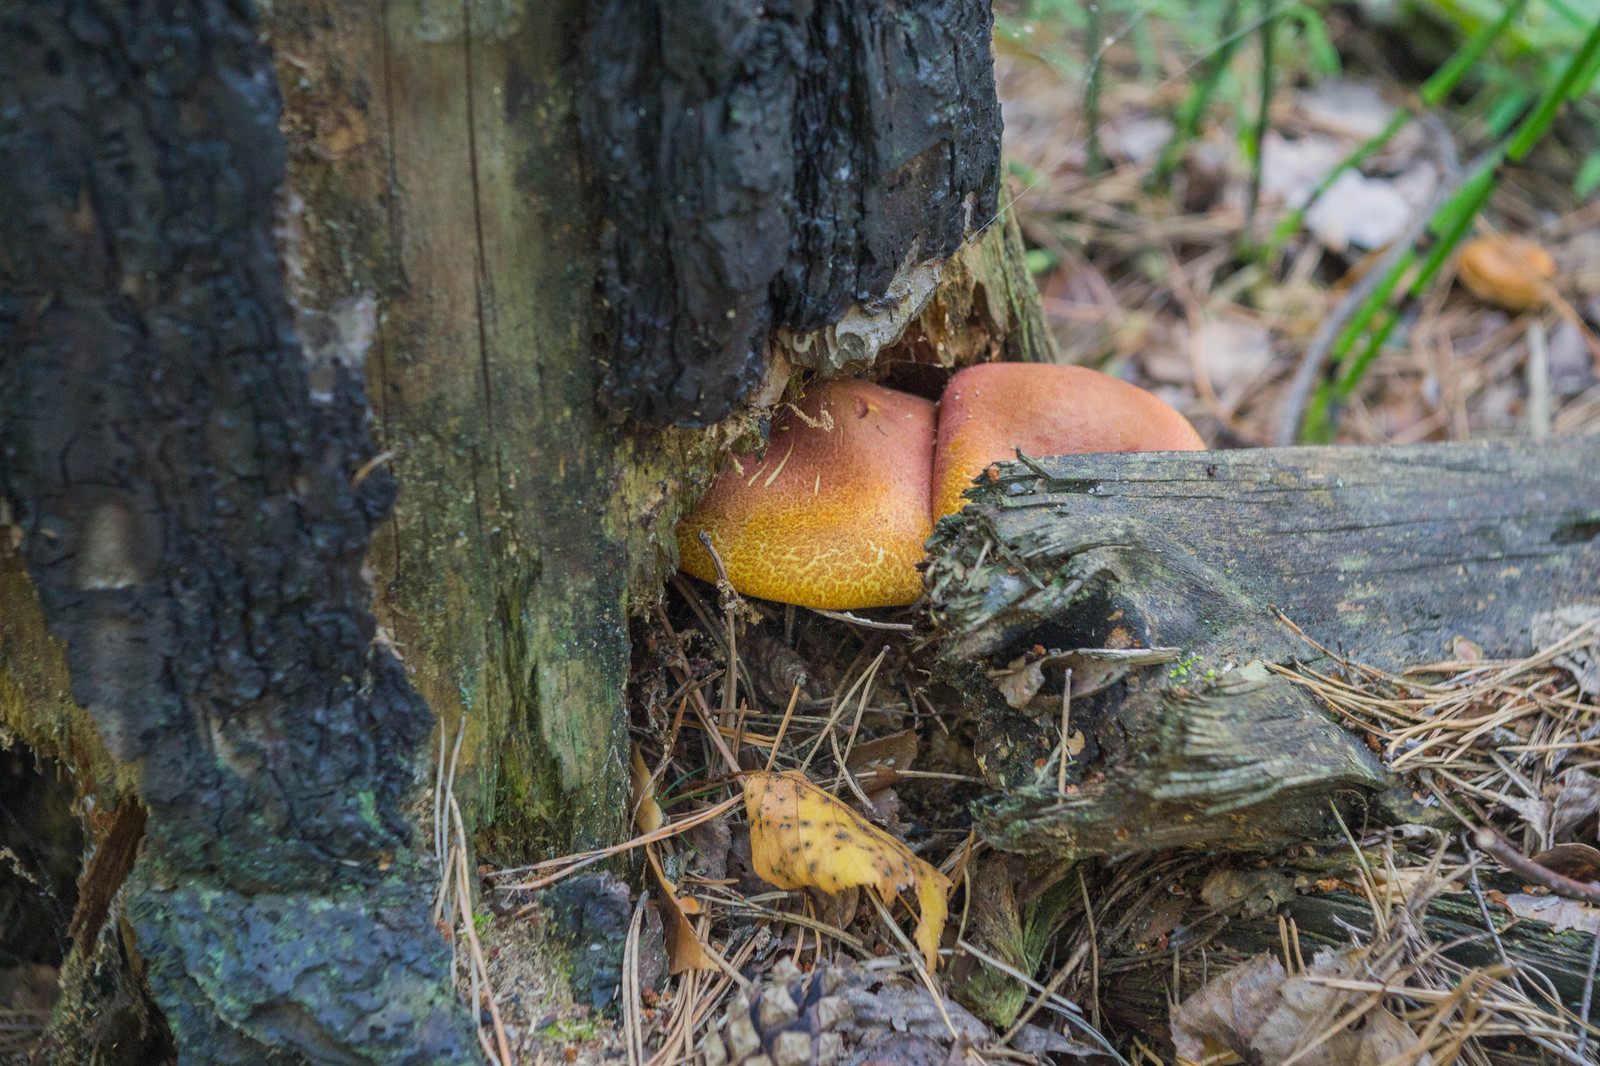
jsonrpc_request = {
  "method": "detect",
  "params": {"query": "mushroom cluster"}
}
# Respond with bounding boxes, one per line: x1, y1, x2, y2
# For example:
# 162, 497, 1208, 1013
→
677, 364, 1204, 610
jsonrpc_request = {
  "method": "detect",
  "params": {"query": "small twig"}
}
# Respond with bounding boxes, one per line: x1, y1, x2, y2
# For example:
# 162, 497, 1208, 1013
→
624, 899, 647, 1066
1078, 867, 1101, 1032
350, 448, 395, 488
496, 796, 742, 891
1000, 942, 1090, 1047
765, 682, 804, 772
806, 607, 914, 632
712, 896, 872, 954
451, 796, 512, 1066
1058, 668, 1073, 795
1580, 918, 1600, 1059
698, 531, 740, 731
839, 646, 887, 772
800, 648, 886, 773
1475, 828, 1600, 905
1527, 317, 1553, 439
955, 939, 1128, 1064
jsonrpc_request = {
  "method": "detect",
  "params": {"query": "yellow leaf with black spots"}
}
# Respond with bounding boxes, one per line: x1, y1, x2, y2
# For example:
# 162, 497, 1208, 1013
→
743, 769, 951, 968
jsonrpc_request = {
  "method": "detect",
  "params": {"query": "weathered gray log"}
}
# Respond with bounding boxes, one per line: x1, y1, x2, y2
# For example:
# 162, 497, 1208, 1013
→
924, 437, 1600, 863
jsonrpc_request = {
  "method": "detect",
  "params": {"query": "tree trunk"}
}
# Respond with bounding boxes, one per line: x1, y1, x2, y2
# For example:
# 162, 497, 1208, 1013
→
0, 0, 1036, 1061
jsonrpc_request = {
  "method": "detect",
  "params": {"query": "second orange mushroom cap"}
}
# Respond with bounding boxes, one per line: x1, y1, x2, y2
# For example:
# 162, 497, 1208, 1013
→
932, 363, 1205, 520
678, 364, 1204, 610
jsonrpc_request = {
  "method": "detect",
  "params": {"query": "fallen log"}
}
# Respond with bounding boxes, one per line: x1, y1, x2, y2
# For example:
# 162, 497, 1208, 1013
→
923, 436, 1600, 863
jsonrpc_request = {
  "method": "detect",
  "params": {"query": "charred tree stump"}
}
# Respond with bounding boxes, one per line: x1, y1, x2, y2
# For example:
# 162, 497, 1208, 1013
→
924, 437, 1600, 865
0, 0, 1040, 1061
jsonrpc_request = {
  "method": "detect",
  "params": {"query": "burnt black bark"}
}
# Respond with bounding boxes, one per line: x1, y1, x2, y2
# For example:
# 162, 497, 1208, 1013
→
0, 2, 472, 1062
582, 0, 1002, 426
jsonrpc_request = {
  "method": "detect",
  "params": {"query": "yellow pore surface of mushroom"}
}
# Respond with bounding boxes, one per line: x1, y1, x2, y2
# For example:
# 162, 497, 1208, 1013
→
1457, 236, 1556, 312
932, 363, 1205, 519
677, 380, 935, 609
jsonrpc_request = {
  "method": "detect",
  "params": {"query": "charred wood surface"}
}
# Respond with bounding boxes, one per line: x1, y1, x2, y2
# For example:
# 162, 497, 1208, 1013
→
0, 2, 472, 1061
582, 0, 1002, 425
925, 438, 1600, 864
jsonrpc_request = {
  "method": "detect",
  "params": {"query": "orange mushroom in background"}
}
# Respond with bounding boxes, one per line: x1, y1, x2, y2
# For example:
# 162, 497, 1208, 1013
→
676, 379, 936, 610
1456, 236, 1556, 312
676, 364, 1206, 610
932, 363, 1205, 519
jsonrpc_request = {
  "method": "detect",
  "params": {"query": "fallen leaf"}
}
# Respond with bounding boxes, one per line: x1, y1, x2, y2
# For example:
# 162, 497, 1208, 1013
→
1552, 769, 1600, 843
1548, 319, 1596, 398
1194, 315, 1275, 400
1199, 869, 1295, 919
1173, 952, 1433, 1066
1258, 131, 1347, 207
629, 746, 664, 834
645, 843, 712, 974
1297, 80, 1398, 139
986, 646, 1182, 706
1104, 114, 1173, 166
1529, 842, 1600, 883
846, 729, 920, 793
1499, 891, 1600, 934
1304, 168, 1429, 252
743, 769, 952, 968
994, 657, 1046, 708
684, 816, 733, 882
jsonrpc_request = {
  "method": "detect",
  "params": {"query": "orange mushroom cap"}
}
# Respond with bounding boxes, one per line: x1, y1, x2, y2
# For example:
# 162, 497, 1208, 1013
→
932, 363, 1204, 519
677, 380, 936, 609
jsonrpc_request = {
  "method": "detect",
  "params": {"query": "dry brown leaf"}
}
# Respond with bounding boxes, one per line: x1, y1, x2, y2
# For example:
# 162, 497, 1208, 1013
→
1499, 890, 1600, 934
645, 843, 712, 973
1529, 842, 1600, 883
743, 769, 952, 967
1552, 769, 1600, 844
846, 729, 920, 793
629, 745, 663, 834
1173, 952, 1433, 1066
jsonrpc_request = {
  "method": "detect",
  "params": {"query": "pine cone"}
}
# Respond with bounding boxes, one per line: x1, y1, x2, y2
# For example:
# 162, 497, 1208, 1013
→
701, 959, 990, 1066
704, 958, 850, 1066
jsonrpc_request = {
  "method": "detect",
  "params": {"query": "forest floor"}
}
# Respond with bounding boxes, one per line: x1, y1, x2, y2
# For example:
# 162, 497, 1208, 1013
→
461, 6, 1600, 1066
995, 3, 1600, 450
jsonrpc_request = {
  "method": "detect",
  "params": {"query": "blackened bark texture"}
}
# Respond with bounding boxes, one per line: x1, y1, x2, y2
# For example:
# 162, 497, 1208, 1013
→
0, 2, 474, 1063
925, 438, 1600, 866
583, 0, 1003, 426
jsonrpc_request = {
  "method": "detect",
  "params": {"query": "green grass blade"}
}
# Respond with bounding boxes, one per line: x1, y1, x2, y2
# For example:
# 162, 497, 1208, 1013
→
1244, 0, 1279, 235
1507, 16, 1600, 161
1155, 0, 1245, 182
1332, 159, 1500, 401
1420, 0, 1527, 107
